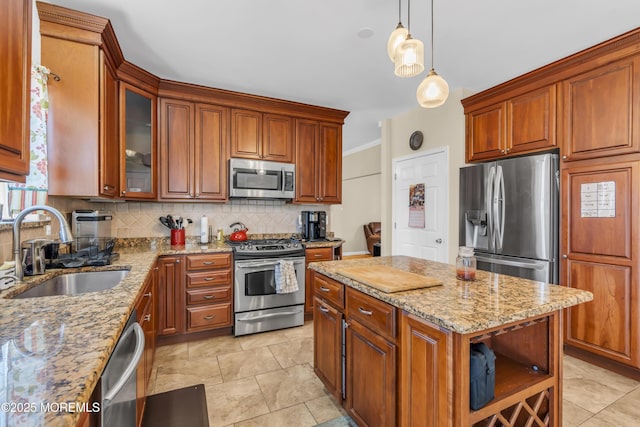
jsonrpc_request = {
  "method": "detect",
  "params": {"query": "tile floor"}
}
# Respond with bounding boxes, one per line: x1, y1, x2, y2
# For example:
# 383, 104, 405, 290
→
149, 321, 640, 426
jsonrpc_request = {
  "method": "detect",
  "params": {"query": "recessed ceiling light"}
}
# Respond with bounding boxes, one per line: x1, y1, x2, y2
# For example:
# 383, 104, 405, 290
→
357, 28, 374, 39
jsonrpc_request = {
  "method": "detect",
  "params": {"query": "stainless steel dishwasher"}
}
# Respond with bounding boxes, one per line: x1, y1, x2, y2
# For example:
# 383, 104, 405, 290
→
101, 310, 144, 426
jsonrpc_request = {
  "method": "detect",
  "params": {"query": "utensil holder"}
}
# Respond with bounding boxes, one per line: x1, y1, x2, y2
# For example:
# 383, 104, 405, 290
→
171, 228, 185, 246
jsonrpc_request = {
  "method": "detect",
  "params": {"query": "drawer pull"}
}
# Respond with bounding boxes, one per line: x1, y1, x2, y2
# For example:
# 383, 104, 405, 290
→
143, 314, 151, 322
144, 292, 152, 298
319, 286, 330, 292
358, 307, 373, 316
314, 254, 323, 258
203, 295, 214, 300
203, 315, 216, 320
202, 261, 215, 265
319, 306, 329, 313
204, 277, 215, 281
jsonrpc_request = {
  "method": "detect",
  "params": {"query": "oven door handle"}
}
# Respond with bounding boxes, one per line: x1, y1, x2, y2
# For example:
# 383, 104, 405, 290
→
104, 322, 144, 403
237, 310, 303, 322
236, 259, 303, 268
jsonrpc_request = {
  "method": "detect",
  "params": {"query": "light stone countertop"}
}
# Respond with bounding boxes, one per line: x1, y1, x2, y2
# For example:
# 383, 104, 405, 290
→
309, 255, 593, 335
0, 241, 232, 427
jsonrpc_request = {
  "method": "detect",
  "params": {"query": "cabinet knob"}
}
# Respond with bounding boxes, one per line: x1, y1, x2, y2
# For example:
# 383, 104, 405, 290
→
562, 155, 568, 160
562, 254, 568, 259
176, 259, 181, 263
500, 149, 506, 154
154, 267, 159, 271
505, 148, 511, 153
121, 190, 126, 195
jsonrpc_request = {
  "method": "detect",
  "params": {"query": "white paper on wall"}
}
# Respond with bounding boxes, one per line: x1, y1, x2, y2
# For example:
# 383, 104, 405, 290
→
408, 183, 425, 228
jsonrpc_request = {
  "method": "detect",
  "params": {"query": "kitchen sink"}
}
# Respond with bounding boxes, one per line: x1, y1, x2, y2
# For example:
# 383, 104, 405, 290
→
12, 270, 129, 298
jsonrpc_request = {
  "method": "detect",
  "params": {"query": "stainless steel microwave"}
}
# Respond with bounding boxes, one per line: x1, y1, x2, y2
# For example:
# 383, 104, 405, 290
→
229, 158, 295, 199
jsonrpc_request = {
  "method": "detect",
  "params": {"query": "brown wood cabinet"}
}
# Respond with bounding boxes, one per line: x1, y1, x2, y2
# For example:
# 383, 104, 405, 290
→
305, 247, 334, 316
0, 0, 31, 181
136, 266, 157, 427
562, 159, 639, 369
230, 109, 293, 162
157, 256, 184, 336
39, 2, 123, 197
465, 84, 557, 163
295, 120, 342, 203
184, 253, 233, 332
561, 55, 640, 162
159, 98, 228, 200
313, 295, 343, 402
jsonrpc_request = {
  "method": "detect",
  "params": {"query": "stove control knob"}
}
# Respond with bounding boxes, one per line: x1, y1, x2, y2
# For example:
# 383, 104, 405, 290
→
239, 244, 246, 250
247, 243, 253, 249
293, 242, 299, 248
286, 243, 291, 248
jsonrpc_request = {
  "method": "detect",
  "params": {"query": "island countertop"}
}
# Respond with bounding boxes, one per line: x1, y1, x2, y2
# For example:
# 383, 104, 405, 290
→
309, 255, 593, 335
0, 241, 232, 427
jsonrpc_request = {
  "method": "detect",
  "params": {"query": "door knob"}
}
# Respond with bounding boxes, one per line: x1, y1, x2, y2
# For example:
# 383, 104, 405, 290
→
435, 238, 443, 244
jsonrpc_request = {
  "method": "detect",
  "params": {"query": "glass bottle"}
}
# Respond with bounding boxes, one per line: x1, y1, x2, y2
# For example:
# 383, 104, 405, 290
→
456, 246, 477, 281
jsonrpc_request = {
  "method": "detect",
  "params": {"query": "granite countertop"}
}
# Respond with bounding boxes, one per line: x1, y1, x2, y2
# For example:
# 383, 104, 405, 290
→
302, 238, 344, 249
0, 241, 232, 427
309, 255, 593, 335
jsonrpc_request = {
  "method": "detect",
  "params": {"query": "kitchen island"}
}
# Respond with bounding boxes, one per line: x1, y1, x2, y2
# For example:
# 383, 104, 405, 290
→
309, 256, 593, 427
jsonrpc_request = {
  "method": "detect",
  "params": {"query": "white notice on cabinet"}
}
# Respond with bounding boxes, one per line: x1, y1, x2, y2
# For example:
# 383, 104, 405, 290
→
581, 181, 615, 218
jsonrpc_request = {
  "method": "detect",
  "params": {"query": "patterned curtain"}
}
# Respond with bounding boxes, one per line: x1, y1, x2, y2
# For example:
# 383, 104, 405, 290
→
8, 65, 50, 215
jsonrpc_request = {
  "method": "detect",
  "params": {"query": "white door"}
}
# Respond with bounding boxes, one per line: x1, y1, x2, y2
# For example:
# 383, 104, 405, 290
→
392, 148, 448, 262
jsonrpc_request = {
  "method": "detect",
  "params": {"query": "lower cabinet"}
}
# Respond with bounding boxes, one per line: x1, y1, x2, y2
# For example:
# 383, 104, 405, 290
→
305, 247, 334, 316
313, 296, 343, 401
136, 266, 157, 427
157, 256, 184, 335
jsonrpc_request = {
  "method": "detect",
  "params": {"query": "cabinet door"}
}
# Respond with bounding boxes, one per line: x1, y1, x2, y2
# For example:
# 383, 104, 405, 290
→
313, 296, 343, 402
230, 109, 262, 159
305, 248, 333, 315
262, 113, 293, 162
562, 56, 640, 161
295, 119, 319, 202
159, 98, 194, 199
100, 53, 119, 197
346, 319, 396, 427
194, 103, 228, 200
157, 256, 184, 335
0, 0, 31, 180
317, 123, 342, 203
562, 161, 638, 367
120, 83, 157, 199
466, 103, 506, 162
135, 269, 155, 426
507, 84, 557, 155
399, 313, 450, 427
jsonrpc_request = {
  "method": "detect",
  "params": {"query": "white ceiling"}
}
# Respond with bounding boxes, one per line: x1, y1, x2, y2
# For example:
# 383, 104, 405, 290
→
48, 0, 640, 153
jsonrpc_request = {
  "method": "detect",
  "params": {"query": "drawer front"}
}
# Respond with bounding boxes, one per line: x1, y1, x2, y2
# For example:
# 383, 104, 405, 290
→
306, 247, 333, 262
187, 303, 232, 331
186, 270, 231, 288
186, 253, 232, 271
313, 272, 344, 309
186, 286, 232, 305
346, 288, 396, 341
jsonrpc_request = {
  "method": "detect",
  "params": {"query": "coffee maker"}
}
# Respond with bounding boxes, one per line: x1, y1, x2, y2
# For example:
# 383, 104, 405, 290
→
301, 211, 327, 241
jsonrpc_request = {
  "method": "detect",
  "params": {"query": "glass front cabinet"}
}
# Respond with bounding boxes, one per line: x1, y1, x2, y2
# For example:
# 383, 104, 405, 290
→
120, 82, 157, 199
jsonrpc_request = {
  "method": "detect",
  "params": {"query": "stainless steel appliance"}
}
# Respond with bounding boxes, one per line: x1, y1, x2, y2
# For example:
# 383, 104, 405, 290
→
101, 310, 144, 427
232, 238, 305, 336
21, 238, 49, 275
459, 152, 559, 283
301, 211, 327, 242
229, 158, 295, 199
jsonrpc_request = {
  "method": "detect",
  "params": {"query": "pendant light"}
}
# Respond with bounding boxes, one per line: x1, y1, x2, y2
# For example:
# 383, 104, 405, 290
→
387, 0, 408, 62
417, 0, 449, 107
394, 0, 424, 78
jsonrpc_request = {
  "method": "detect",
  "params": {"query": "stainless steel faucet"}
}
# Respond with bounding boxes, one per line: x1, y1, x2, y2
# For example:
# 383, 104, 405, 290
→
12, 205, 74, 280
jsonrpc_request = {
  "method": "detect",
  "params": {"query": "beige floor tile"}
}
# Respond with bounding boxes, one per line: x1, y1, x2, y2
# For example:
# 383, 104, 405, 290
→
234, 403, 317, 426
188, 335, 243, 359
255, 364, 327, 411
205, 377, 270, 426
580, 386, 640, 427
154, 342, 189, 364
562, 399, 594, 427
284, 321, 314, 340
218, 346, 281, 381
305, 394, 345, 424
154, 358, 223, 394
270, 337, 314, 368
564, 355, 640, 394
237, 328, 291, 350
563, 376, 630, 414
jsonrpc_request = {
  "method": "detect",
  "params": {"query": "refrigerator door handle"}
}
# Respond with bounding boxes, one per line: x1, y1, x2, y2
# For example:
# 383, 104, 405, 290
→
476, 254, 547, 270
494, 165, 505, 251
486, 166, 496, 250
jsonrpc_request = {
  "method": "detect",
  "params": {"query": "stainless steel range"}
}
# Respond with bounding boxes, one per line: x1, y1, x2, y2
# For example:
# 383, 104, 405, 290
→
231, 238, 305, 336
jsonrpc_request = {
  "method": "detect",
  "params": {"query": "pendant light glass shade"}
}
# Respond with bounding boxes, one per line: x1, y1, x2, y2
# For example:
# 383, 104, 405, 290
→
394, 35, 424, 78
417, 69, 449, 108
387, 23, 409, 62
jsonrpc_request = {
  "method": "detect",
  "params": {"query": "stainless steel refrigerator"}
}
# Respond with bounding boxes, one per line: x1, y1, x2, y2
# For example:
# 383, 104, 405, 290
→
459, 152, 559, 283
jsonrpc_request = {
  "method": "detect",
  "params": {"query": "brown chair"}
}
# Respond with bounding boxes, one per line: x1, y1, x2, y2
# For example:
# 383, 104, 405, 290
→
363, 222, 381, 254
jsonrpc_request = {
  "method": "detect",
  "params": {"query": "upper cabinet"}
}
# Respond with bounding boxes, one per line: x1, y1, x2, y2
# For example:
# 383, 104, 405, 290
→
230, 109, 294, 163
561, 55, 640, 162
38, 2, 124, 198
295, 120, 342, 204
0, 0, 31, 182
465, 84, 557, 163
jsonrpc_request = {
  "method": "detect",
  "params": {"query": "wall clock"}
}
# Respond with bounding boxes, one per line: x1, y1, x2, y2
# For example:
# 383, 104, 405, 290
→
409, 131, 423, 150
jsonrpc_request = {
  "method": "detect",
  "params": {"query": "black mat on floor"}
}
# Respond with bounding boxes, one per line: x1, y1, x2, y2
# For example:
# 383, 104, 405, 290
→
142, 384, 208, 427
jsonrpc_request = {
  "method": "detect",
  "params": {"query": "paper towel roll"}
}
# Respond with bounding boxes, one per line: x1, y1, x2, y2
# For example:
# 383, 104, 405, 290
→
200, 215, 209, 243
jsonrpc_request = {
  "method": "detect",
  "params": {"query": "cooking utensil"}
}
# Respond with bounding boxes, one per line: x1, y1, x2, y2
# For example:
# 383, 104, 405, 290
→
229, 222, 248, 241
167, 215, 176, 229
159, 217, 172, 229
